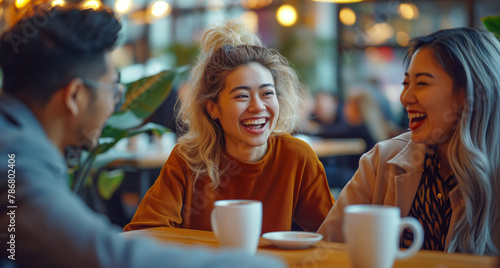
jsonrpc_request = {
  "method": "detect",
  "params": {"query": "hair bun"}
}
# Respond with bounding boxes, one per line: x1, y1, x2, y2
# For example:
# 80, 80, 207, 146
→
199, 18, 264, 60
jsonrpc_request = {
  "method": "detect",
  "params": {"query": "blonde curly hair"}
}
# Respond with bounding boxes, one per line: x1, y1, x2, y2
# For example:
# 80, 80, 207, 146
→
176, 19, 305, 187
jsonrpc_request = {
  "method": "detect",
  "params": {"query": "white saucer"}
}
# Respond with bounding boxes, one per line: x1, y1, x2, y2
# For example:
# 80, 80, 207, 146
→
262, 231, 323, 249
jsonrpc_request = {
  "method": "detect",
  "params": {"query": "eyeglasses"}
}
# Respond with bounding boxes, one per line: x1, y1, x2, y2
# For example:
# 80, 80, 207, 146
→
81, 78, 125, 106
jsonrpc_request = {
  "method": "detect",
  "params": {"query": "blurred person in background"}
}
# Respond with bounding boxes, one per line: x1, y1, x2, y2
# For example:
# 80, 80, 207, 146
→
342, 85, 398, 145
0, 4, 284, 267
309, 91, 340, 129
300, 85, 398, 190
302, 83, 398, 151
124, 18, 334, 234
318, 27, 500, 255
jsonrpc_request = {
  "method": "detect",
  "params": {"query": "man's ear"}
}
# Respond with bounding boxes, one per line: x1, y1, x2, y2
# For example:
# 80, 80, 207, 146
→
204, 99, 219, 119
63, 78, 88, 117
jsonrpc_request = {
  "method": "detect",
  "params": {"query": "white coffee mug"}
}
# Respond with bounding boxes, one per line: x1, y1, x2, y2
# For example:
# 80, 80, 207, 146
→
210, 200, 262, 254
343, 204, 424, 268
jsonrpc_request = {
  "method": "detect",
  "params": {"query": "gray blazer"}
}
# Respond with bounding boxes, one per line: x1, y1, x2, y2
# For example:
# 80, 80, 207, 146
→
0, 93, 283, 268
317, 132, 465, 250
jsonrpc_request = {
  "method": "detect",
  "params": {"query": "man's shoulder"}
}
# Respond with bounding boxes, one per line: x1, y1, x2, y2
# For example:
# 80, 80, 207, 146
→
1, 116, 28, 151
0, 118, 50, 155
0, 94, 53, 155
0, 114, 66, 181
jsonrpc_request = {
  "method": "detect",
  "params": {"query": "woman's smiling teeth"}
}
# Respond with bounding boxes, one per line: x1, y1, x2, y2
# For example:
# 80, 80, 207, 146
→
409, 112, 427, 123
242, 118, 267, 129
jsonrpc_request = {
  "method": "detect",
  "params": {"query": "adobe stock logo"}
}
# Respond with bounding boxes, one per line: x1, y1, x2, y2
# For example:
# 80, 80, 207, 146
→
6, 7, 59, 54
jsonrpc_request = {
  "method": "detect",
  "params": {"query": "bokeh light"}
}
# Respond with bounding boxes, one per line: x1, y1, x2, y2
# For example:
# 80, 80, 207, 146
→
51, 0, 65, 7
82, 0, 101, 10
276, 4, 297, 27
15, 0, 30, 9
241, 11, 259, 33
241, 0, 272, 9
311, 0, 362, 3
151, 1, 171, 17
339, 7, 356, 26
396, 31, 410, 46
115, 0, 132, 14
365, 22, 394, 45
398, 3, 419, 20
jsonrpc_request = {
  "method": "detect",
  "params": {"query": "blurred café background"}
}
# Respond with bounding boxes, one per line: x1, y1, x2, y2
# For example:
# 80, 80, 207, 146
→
1, 0, 499, 227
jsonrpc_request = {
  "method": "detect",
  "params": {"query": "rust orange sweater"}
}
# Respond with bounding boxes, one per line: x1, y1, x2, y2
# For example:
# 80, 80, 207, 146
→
124, 134, 334, 233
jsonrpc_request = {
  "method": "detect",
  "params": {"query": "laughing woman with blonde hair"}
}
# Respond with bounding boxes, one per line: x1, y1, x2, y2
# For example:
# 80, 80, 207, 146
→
125, 19, 334, 233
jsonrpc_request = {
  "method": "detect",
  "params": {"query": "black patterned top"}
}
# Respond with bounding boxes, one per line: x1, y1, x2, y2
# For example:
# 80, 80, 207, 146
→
400, 146, 457, 251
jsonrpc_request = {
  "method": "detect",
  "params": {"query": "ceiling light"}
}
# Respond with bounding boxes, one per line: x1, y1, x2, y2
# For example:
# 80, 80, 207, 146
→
311, 0, 363, 3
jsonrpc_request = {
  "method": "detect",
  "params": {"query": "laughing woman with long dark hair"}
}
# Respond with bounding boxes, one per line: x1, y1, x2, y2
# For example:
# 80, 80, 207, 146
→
318, 27, 499, 255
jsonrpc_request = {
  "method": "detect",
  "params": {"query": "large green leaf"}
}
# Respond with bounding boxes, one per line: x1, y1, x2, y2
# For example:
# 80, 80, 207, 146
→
482, 15, 500, 39
118, 66, 189, 120
120, 70, 176, 119
126, 122, 170, 137
97, 169, 125, 200
106, 110, 144, 130
96, 122, 170, 155
72, 122, 170, 191
106, 66, 189, 130
70, 66, 188, 194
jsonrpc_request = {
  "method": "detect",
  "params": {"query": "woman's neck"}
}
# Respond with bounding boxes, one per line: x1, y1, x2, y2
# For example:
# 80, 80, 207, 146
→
226, 143, 268, 163
436, 142, 451, 178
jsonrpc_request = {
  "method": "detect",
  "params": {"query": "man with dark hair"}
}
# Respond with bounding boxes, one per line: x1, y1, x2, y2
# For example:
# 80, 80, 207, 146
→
0, 5, 283, 268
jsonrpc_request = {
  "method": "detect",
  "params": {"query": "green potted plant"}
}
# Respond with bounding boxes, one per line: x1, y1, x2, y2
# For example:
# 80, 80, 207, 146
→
70, 66, 189, 199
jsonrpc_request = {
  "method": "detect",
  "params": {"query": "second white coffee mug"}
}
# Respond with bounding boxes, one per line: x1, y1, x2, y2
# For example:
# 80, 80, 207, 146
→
210, 200, 262, 254
343, 204, 424, 268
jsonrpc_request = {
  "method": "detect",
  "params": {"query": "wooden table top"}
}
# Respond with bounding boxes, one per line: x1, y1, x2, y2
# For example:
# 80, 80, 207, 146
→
122, 227, 498, 268
306, 137, 366, 158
